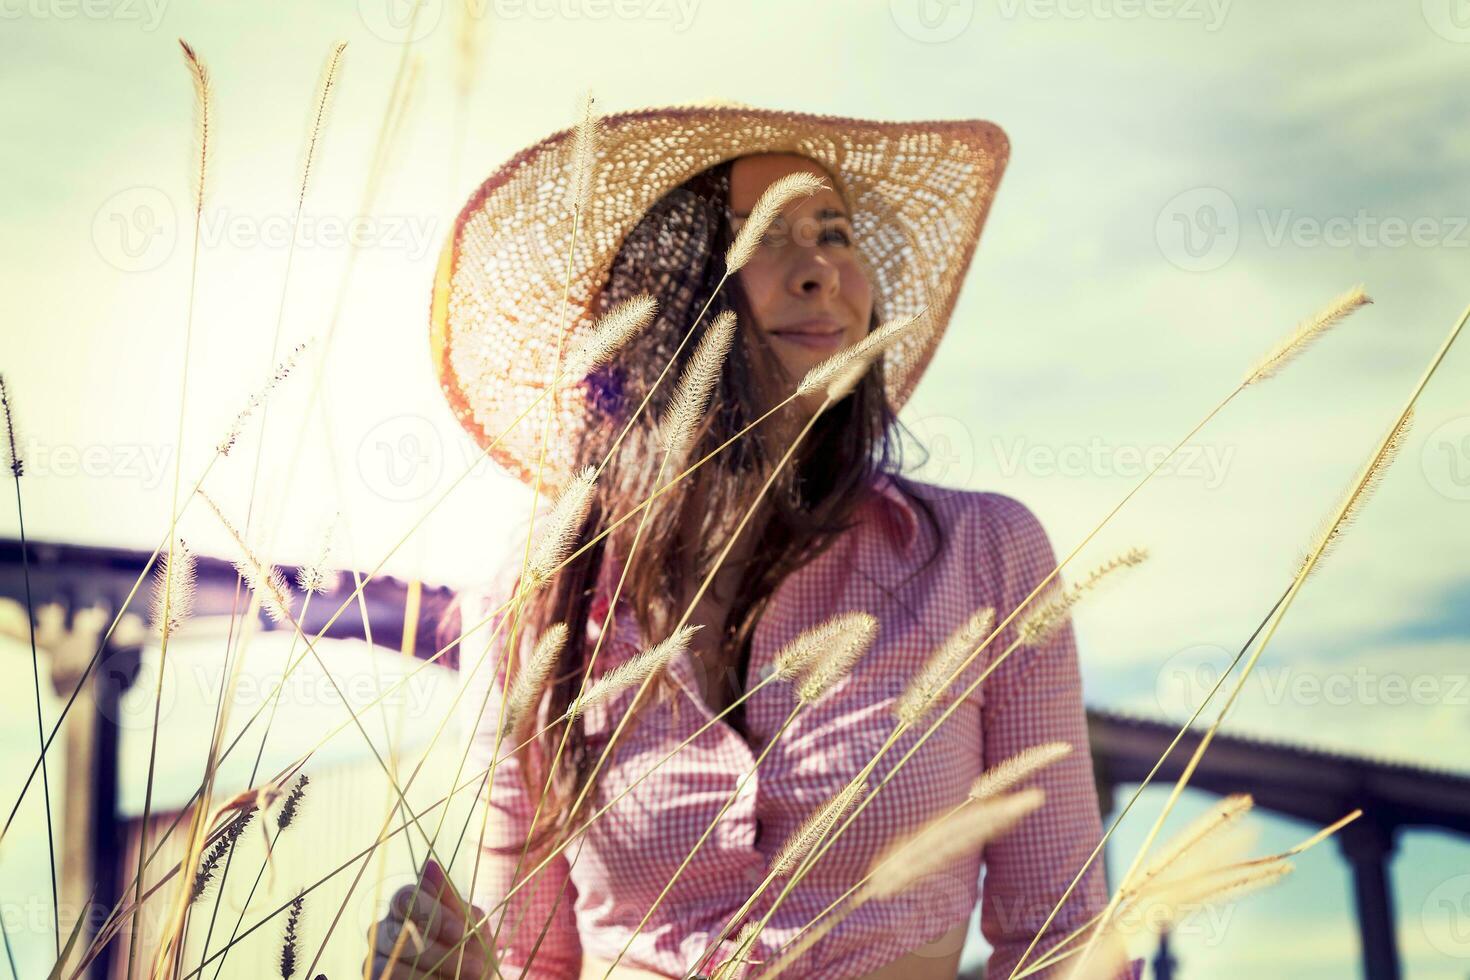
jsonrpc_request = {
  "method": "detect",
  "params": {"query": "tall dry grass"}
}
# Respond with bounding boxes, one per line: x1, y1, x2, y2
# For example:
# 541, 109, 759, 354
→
7, 29, 1468, 980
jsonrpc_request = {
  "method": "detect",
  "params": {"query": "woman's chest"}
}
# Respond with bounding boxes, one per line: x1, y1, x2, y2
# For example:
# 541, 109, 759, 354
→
577, 536, 997, 893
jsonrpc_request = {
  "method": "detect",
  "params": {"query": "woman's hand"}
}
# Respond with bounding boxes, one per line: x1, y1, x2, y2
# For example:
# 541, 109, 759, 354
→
364, 859, 499, 979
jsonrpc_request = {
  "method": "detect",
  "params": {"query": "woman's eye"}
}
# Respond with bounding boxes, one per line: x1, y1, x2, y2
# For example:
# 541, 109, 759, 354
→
821, 227, 853, 246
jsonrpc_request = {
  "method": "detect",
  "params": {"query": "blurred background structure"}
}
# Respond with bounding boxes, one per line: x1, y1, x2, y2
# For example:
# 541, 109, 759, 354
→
4, 541, 1468, 977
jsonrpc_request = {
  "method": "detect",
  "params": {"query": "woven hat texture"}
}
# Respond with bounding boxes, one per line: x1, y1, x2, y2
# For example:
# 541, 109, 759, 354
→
429, 101, 1011, 492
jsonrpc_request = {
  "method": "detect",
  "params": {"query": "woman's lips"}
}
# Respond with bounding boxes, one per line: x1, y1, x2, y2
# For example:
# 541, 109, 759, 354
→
770, 328, 846, 352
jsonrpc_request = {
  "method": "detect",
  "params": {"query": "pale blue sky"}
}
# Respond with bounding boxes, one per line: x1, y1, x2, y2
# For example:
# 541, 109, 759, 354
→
2, 0, 1469, 975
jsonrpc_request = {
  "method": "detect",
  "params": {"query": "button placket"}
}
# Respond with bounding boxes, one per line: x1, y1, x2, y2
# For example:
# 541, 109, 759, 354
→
660, 648, 762, 851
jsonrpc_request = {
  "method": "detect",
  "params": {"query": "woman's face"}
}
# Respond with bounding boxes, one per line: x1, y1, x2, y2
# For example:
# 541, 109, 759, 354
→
727, 154, 873, 402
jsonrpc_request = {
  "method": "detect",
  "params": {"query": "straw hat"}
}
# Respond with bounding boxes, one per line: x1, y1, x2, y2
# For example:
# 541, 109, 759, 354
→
429, 100, 1011, 493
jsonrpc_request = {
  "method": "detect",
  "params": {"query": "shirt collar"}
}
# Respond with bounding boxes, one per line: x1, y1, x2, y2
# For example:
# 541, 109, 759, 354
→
866, 470, 921, 555
590, 470, 923, 623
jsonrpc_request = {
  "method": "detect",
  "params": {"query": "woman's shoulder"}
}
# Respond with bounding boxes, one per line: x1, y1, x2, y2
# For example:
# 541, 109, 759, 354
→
888, 476, 1062, 601
891, 475, 1056, 554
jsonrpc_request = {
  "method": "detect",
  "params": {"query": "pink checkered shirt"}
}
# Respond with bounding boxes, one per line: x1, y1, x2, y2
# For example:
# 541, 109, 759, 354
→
460, 472, 1140, 979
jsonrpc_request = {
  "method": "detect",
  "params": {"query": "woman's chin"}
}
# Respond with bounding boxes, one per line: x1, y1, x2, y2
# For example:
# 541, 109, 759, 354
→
777, 349, 835, 386
792, 384, 835, 419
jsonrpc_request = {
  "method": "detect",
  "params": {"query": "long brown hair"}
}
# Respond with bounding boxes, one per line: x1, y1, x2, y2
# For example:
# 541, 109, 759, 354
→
440, 158, 945, 856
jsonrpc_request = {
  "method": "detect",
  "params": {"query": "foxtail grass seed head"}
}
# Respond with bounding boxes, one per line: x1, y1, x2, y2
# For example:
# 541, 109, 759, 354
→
504, 622, 568, 740
276, 773, 309, 832
191, 807, 254, 903
726, 920, 764, 972
1013, 584, 1071, 649
298, 43, 346, 204
564, 293, 658, 381
895, 606, 995, 726
1296, 409, 1413, 582
178, 39, 212, 213
150, 538, 197, 637
234, 558, 292, 624
658, 310, 735, 456
280, 891, 304, 978
725, 171, 827, 273
525, 466, 597, 590
217, 340, 311, 457
295, 515, 338, 595
1135, 860, 1293, 932
791, 614, 880, 704
795, 309, 926, 398
569, 89, 601, 214
200, 490, 294, 623
1242, 285, 1371, 388
868, 788, 1044, 900
772, 778, 869, 878
567, 623, 701, 718
823, 358, 871, 403
772, 611, 878, 689
969, 742, 1073, 801
0, 375, 22, 478
1132, 793, 1254, 893
1016, 547, 1148, 648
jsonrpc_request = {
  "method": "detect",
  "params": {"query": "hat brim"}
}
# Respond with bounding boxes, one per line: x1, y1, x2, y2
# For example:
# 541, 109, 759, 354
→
430, 102, 1010, 491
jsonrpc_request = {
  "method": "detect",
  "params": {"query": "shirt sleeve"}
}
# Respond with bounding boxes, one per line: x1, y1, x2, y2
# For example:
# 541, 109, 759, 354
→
458, 581, 585, 980
971, 495, 1138, 980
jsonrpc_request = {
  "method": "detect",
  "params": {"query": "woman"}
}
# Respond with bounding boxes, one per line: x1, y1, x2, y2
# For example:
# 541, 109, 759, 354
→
373, 103, 1138, 979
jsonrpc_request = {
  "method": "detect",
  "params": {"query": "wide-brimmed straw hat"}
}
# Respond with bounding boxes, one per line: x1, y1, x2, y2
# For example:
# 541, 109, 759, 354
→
429, 99, 1011, 493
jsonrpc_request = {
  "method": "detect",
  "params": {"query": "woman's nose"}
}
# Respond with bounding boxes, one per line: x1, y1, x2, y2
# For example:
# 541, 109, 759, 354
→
789, 253, 840, 297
